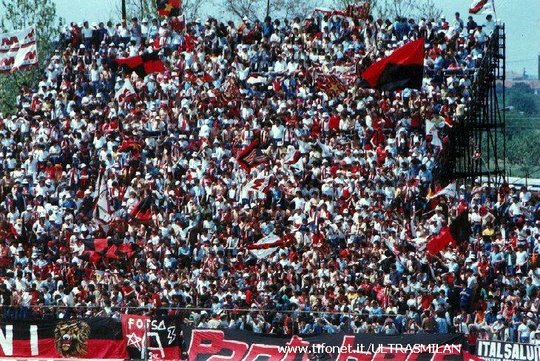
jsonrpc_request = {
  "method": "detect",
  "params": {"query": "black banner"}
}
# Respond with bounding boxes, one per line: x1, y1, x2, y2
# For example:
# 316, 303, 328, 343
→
182, 327, 465, 361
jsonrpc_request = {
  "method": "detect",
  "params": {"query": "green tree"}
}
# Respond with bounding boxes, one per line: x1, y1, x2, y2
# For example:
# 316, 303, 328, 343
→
507, 83, 539, 115
506, 130, 540, 168
0, 0, 64, 113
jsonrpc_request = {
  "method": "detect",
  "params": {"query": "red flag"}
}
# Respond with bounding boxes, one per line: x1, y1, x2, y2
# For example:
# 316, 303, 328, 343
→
121, 314, 150, 354
118, 243, 135, 258
362, 38, 425, 91
316, 74, 347, 97
156, 0, 181, 17
105, 245, 120, 259
118, 139, 142, 153
426, 227, 456, 255
469, 0, 489, 14
93, 238, 109, 253
236, 140, 268, 172
86, 251, 102, 263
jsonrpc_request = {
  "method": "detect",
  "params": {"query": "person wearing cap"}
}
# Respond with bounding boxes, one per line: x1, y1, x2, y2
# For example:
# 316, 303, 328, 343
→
140, 18, 149, 43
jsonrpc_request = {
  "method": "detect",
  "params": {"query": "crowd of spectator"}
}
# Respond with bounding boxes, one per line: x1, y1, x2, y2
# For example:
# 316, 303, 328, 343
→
0, 7, 539, 350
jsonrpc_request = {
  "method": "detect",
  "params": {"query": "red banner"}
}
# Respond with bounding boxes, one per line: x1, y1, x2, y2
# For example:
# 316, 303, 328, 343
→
121, 314, 150, 358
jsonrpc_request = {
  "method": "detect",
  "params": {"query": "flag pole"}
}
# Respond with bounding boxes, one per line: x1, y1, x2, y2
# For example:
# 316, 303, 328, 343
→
121, 0, 127, 20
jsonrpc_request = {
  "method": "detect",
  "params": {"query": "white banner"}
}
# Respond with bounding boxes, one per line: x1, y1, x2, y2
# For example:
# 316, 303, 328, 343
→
0, 27, 38, 73
476, 340, 540, 361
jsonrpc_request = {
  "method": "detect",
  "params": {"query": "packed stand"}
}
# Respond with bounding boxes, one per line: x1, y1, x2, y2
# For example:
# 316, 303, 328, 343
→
0, 9, 539, 348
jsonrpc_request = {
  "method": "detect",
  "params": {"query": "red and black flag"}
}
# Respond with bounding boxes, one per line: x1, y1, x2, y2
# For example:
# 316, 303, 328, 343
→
157, 0, 181, 17
316, 74, 348, 97
0, 318, 126, 358
83, 240, 136, 263
361, 38, 425, 91
236, 140, 269, 172
130, 194, 154, 223
115, 52, 166, 78
84, 238, 111, 253
82, 238, 113, 263
469, 0, 491, 14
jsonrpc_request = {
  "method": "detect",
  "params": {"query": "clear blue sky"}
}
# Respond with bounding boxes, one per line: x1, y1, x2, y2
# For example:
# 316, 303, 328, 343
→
50, 0, 540, 78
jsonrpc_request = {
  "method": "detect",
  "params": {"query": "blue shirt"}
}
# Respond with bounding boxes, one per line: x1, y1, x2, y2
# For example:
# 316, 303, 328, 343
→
436, 317, 449, 333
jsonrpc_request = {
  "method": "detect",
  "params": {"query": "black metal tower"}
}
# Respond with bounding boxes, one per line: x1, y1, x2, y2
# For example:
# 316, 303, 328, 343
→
447, 25, 506, 186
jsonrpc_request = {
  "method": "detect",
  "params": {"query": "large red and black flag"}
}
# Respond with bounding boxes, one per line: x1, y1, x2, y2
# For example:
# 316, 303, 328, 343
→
236, 140, 269, 172
361, 38, 425, 91
157, 0, 181, 17
82, 238, 136, 263
130, 194, 154, 223
115, 52, 166, 78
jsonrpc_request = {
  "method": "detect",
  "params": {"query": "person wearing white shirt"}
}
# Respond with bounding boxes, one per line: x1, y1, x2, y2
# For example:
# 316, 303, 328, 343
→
484, 14, 496, 34
515, 246, 529, 273
520, 187, 532, 205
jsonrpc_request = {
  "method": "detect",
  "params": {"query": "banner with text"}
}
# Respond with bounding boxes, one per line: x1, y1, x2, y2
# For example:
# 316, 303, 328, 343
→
183, 327, 465, 361
476, 340, 540, 361
0, 27, 38, 73
0, 316, 180, 359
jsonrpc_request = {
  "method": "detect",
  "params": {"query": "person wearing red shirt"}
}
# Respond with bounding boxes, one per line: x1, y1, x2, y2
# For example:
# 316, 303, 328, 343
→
328, 114, 340, 133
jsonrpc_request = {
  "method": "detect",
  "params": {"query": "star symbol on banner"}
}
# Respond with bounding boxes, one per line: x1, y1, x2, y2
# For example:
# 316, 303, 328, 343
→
164, 3, 173, 12
127, 332, 143, 351
328, 83, 341, 96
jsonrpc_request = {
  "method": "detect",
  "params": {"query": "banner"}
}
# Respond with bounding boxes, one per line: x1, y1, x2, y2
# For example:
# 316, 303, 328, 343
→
121, 315, 181, 360
0, 27, 38, 73
183, 327, 465, 361
476, 340, 540, 361
0, 316, 180, 359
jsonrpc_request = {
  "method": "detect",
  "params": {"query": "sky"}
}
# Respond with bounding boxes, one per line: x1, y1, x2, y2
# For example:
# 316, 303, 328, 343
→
40, 0, 540, 78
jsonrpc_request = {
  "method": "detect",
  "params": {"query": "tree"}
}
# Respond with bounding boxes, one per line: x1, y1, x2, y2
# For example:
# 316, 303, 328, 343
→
222, 0, 316, 20
0, 0, 64, 113
507, 83, 538, 115
506, 131, 540, 169
332, 0, 442, 20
